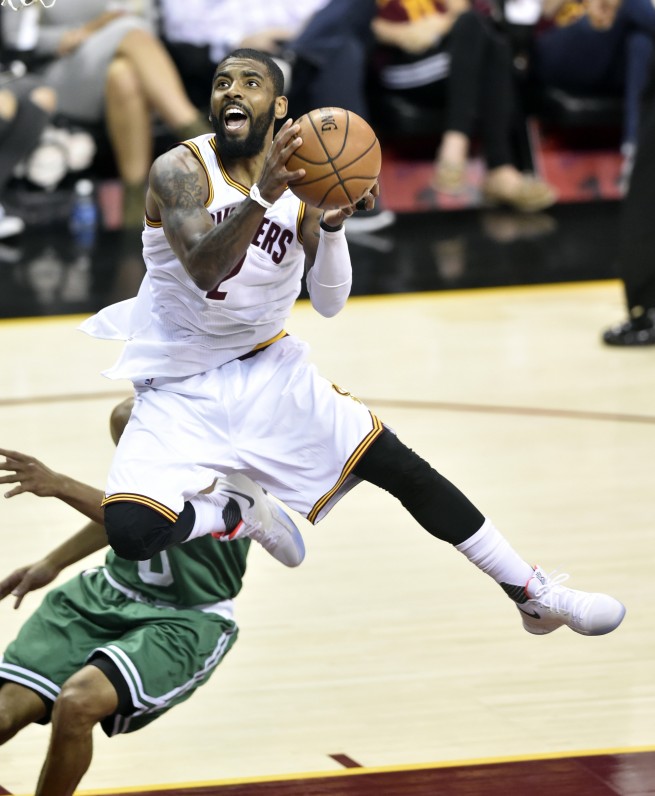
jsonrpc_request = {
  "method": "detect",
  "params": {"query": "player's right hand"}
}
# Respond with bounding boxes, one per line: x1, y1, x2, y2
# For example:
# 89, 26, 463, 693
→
0, 448, 63, 499
258, 119, 305, 203
0, 560, 60, 609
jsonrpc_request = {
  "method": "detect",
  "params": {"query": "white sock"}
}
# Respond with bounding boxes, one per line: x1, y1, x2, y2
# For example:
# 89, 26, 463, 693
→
456, 518, 534, 590
184, 493, 229, 542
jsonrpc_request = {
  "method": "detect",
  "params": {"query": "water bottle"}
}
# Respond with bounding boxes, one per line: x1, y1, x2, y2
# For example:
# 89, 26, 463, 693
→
69, 179, 98, 251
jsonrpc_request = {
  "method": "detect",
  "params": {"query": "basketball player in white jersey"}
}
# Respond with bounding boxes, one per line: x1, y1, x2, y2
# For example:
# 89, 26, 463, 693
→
81, 49, 625, 637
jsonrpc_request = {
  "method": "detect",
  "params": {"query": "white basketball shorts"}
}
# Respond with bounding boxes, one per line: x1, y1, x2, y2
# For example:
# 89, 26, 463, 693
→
106, 335, 384, 523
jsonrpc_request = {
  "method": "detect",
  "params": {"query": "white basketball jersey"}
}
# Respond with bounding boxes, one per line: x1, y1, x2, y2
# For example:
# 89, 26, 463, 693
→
80, 134, 307, 380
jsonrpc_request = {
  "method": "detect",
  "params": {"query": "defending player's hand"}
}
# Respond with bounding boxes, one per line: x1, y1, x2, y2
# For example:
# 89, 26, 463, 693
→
257, 119, 306, 205
322, 181, 381, 229
0, 560, 60, 609
0, 448, 64, 499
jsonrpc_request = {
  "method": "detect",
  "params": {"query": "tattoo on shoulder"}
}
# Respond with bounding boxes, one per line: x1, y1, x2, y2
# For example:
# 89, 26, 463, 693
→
155, 162, 204, 209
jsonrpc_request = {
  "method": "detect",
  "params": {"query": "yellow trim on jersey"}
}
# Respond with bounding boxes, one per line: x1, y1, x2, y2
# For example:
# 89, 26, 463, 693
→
210, 138, 249, 197
296, 201, 307, 246
102, 493, 178, 524
250, 328, 288, 353
144, 139, 214, 228
307, 412, 384, 524
182, 140, 215, 207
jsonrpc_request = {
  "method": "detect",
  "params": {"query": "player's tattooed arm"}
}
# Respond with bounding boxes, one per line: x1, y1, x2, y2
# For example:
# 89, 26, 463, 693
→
150, 147, 270, 291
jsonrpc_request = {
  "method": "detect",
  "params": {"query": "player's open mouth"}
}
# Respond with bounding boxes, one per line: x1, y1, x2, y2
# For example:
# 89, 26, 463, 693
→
223, 106, 249, 132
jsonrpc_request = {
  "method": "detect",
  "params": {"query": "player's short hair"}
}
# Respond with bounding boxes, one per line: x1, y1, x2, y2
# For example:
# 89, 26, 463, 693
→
213, 49, 285, 98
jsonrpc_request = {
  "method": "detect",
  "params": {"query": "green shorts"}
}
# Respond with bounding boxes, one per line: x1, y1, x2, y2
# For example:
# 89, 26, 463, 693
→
0, 567, 238, 736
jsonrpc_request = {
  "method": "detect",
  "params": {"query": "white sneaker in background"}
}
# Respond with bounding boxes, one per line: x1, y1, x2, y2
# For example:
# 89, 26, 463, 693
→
0, 204, 25, 240
345, 206, 396, 235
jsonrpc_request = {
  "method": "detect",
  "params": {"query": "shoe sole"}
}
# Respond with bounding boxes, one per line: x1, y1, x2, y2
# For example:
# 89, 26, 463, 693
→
521, 601, 626, 636
270, 503, 305, 568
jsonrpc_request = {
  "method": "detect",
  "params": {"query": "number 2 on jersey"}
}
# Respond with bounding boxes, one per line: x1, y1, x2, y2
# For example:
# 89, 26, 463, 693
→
206, 255, 246, 300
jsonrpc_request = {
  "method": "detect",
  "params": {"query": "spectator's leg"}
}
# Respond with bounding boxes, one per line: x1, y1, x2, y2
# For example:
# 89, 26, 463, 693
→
477, 31, 516, 170
105, 56, 152, 227
434, 13, 488, 189
0, 89, 52, 194
114, 28, 208, 137
162, 40, 214, 112
301, 36, 371, 118
622, 30, 654, 151
618, 77, 655, 314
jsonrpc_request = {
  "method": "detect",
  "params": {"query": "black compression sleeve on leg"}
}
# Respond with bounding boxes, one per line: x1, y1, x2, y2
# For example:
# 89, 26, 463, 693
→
104, 501, 196, 560
0, 96, 50, 193
353, 427, 484, 545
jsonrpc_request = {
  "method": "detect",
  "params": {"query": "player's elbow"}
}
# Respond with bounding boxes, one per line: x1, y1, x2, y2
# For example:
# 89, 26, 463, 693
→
307, 274, 351, 318
311, 298, 346, 318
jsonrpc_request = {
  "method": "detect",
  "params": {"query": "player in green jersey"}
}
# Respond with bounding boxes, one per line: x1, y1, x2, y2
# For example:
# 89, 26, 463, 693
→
0, 398, 257, 796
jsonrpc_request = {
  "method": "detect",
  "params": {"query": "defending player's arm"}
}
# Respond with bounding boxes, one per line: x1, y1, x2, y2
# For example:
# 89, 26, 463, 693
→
0, 448, 109, 608
0, 521, 108, 609
0, 447, 105, 524
0, 400, 134, 608
149, 119, 306, 292
300, 184, 379, 318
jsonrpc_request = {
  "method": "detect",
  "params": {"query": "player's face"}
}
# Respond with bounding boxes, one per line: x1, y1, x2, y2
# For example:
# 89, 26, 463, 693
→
210, 59, 277, 159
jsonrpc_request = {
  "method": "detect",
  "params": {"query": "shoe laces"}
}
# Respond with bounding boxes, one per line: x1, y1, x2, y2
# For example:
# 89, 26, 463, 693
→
531, 570, 589, 620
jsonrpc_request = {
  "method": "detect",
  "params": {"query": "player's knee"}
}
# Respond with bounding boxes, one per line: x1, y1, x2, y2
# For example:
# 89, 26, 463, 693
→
0, 703, 18, 744
0, 684, 47, 744
52, 671, 111, 733
104, 501, 170, 560
355, 427, 437, 495
106, 56, 141, 101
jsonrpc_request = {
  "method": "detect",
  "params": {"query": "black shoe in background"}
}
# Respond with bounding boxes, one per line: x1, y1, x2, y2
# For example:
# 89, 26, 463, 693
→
602, 309, 655, 346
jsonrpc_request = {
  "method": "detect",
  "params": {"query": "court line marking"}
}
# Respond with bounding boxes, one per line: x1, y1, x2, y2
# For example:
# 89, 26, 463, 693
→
0, 277, 626, 331
30, 744, 653, 796
1, 390, 654, 427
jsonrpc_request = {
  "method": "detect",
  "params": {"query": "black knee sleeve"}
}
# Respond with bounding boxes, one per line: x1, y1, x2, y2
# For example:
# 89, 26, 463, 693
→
354, 428, 484, 545
104, 501, 196, 560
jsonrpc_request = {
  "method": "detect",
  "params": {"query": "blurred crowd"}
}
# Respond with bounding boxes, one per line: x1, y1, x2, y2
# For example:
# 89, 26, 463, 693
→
0, 0, 653, 342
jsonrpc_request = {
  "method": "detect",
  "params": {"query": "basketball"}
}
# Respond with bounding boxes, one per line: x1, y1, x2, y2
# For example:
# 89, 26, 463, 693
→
286, 107, 381, 210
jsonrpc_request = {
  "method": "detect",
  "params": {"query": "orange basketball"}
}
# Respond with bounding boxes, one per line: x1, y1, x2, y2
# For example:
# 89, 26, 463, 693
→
286, 107, 381, 210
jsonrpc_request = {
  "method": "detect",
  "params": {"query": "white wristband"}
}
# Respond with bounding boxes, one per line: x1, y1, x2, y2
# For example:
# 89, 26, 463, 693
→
249, 183, 274, 209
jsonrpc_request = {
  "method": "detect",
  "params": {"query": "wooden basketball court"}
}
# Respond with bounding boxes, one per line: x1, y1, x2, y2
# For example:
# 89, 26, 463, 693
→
1, 281, 653, 794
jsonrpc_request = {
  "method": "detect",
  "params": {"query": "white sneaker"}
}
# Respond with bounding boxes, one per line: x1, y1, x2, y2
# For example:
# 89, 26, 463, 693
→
0, 205, 25, 240
517, 566, 626, 636
211, 473, 305, 568
345, 207, 396, 235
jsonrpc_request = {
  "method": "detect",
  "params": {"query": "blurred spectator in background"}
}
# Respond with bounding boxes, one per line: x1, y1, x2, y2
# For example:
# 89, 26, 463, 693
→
158, 0, 329, 111
603, 57, 655, 346
284, 0, 396, 232
371, 0, 557, 212
3, 0, 210, 228
532, 0, 655, 189
0, 74, 56, 239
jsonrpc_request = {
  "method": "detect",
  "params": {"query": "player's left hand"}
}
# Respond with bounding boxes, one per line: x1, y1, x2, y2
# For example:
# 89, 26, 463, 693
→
0, 560, 60, 609
322, 181, 380, 228
0, 448, 63, 499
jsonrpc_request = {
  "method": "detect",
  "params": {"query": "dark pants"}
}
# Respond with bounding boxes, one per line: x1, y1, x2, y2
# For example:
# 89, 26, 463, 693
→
382, 12, 519, 169
534, 0, 655, 146
618, 61, 655, 313
286, 0, 377, 119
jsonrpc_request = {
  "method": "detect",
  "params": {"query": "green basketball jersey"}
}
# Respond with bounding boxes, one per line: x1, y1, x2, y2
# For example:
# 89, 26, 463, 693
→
105, 535, 250, 607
